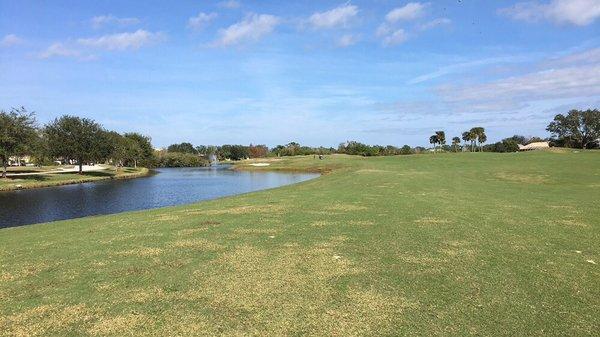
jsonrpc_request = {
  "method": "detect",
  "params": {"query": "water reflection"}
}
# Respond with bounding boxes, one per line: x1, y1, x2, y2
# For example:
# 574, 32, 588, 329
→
0, 166, 318, 228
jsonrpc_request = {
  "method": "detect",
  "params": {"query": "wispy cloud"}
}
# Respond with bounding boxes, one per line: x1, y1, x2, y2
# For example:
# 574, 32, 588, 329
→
436, 48, 600, 112
409, 55, 533, 84
214, 13, 280, 46
77, 29, 165, 51
218, 0, 241, 9
308, 4, 358, 29
377, 2, 435, 46
385, 2, 428, 22
419, 18, 451, 30
0, 34, 23, 47
499, 0, 600, 26
91, 15, 140, 29
38, 42, 96, 60
380, 29, 408, 46
188, 12, 217, 30
336, 34, 359, 47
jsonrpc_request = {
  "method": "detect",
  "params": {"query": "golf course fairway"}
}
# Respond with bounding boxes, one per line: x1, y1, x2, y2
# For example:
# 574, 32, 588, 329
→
1, 151, 598, 336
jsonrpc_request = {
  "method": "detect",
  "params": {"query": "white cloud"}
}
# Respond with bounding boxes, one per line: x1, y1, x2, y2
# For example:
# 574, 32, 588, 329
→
38, 42, 95, 60
385, 2, 428, 22
419, 18, 451, 30
0, 34, 23, 47
382, 28, 409, 46
91, 15, 140, 29
308, 4, 358, 29
214, 13, 280, 46
218, 0, 241, 9
77, 29, 165, 50
499, 0, 600, 26
188, 12, 217, 30
336, 34, 359, 47
550, 47, 600, 65
439, 64, 600, 107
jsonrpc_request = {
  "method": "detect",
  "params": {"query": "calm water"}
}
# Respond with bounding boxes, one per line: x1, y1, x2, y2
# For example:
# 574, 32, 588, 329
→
0, 166, 318, 228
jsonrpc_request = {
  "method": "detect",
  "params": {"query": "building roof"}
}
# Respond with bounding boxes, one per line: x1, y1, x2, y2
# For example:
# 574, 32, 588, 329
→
518, 142, 550, 150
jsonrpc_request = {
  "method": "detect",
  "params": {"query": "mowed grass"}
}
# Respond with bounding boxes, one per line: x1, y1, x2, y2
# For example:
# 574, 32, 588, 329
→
0, 167, 148, 191
1, 152, 599, 336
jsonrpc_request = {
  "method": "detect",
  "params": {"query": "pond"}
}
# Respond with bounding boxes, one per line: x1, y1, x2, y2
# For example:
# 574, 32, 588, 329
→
0, 166, 319, 228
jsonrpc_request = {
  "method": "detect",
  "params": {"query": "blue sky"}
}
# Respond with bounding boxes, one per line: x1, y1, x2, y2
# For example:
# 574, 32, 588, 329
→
1, 0, 599, 148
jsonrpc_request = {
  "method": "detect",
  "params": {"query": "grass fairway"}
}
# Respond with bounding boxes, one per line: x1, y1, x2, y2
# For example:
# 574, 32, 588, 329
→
1, 152, 599, 336
0, 167, 149, 191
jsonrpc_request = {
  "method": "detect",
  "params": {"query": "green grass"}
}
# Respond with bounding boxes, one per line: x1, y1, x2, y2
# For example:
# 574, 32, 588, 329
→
0, 167, 149, 191
1, 152, 599, 336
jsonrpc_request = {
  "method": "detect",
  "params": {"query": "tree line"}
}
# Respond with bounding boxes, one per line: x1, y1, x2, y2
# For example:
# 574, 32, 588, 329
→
2, 107, 598, 177
0, 108, 153, 177
428, 109, 599, 153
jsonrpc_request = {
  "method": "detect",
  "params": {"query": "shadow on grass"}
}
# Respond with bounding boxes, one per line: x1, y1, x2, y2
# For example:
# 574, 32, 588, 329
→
3, 171, 115, 182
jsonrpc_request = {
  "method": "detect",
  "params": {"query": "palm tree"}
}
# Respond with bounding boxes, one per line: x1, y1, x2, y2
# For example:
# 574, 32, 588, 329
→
470, 127, 486, 152
435, 131, 446, 152
452, 136, 461, 152
462, 131, 471, 152
478, 133, 487, 151
429, 135, 438, 153
468, 129, 479, 152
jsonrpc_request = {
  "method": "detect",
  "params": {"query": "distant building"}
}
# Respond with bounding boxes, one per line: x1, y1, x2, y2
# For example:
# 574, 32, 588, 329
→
518, 141, 550, 151
8, 155, 32, 166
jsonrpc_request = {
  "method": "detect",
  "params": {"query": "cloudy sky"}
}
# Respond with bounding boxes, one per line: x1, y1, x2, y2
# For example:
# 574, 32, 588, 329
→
1, 0, 599, 147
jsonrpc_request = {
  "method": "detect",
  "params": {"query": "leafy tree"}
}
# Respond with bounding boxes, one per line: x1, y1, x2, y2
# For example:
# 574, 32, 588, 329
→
248, 144, 268, 158
167, 142, 197, 154
400, 145, 413, 155
452, 136, 461, 152
501, 139, 519, 152
429, 134, 439, 153
44, 115, 106, 174
547, 109, 600, 149
156, 152, 209, 167
124, 133, 155, 166
0, 107, 38, 178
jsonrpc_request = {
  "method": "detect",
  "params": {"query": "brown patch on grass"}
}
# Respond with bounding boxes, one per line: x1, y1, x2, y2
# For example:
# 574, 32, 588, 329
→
181, 237, 374, 334
100, 232, 163, 244
177, 227, 209, 235
94, 282, 115, 292
201, 220, 222, 226
124, 286, 168, 303
87, 313, 150, 335
186, 204, 284, 215
398, 254, 448, 265
310, 220, 338, 227
414, 217, 449, 225
495, 172, 549, 184
441, 241, 476, 258
349, 220, 375, 226
557, 219, 588, 227
0, 304, 94, 336
233, 228, 277, 235
115, 247, 163, 257
0, 271, 14, 281
169, 238, 224, 250
154, 214, 179, 222
324, 203, 368, 212
321, 287, 417, 335
356, 169, 392, 174
8, 261, 60, 279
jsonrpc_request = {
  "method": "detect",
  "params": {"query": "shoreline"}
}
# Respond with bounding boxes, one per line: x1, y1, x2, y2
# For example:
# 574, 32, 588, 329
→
0, 167, 151, 192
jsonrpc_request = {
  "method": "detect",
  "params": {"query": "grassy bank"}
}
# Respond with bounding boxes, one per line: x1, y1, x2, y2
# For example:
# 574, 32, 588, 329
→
0, 167, 150, 192
0, 152, 599, 336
